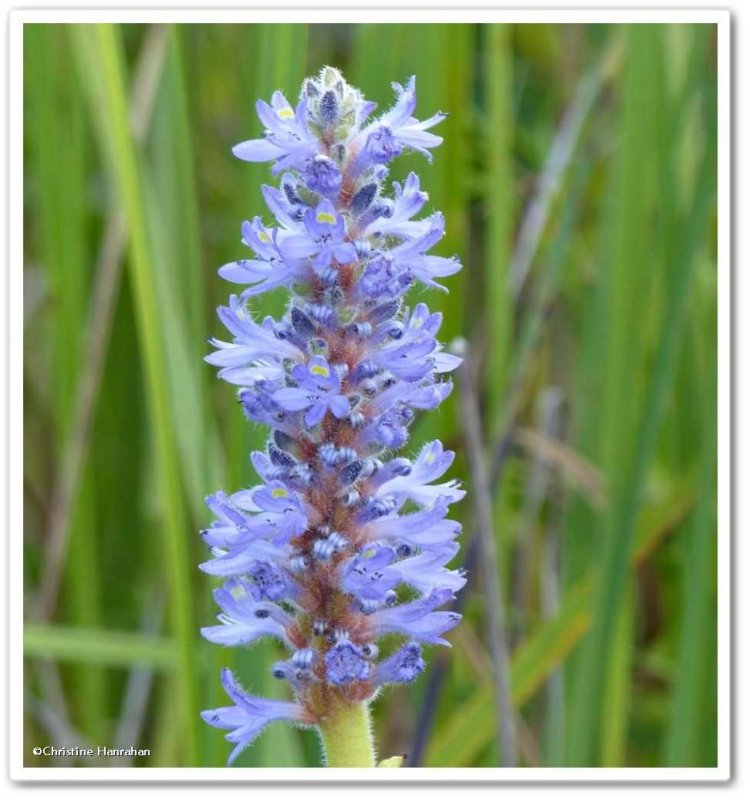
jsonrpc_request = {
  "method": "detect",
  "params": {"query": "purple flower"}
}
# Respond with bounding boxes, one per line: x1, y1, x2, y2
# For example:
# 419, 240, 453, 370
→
273, 355, 350, 428
198, 485, 308, 573
376, 440, 466, 507
372, 642, 426, 686
358, 77, 446, 165
325, 639, 372, 685
342, 542, 464, 604
364, 496, 461, 550
389, 212, 463, 291
363, 172, 431, 239
280, 200, 358, 271
341, 545, 399, 601
205, 295, 303, 386
369, 588, 462, 645
202, 669, 307, 765
387, 544, 467, 595
202, 66, 464, 765
245, 560, 293, 601
302, 155, 343, 197
360, 125, 402, 165
200, 577, 293, 647
232, 91, 318, 174
218, 218, 309, 297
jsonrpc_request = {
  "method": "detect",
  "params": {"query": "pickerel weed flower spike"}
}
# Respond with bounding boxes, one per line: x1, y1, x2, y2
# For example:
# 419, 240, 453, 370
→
201, 66, 464, 768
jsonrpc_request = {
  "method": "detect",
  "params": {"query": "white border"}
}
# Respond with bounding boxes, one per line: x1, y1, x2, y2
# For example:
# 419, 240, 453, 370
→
7, 4, 732, 785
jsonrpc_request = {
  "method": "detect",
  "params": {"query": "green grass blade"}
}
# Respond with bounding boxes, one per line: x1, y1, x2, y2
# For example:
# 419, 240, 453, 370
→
664, 427, 717, 765
150, 28, 206, 347
566, 25, 716, 765
665, 259, 718, 764
483, 24, 514, 430
24, 23, 107, 740
425, 577, 591, 767
70, 23, 200, 765
24, 624, 177, 671
599, 581, 635, 765
424, 473, 693, 767
569, 103, 715, 768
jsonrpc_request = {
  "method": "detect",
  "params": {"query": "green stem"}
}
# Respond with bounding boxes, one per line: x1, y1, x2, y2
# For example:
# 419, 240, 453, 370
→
319, 702, 376, 767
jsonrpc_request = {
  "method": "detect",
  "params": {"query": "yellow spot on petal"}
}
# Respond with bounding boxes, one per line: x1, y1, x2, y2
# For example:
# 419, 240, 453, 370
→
316, 211, 336, 225
277, 107, 295, 120
310, 364, 330, 378
229, 584, 246, 600
425, 451, 436, 464
258, 231, 271, 244
271, 487, 288, 499
361, 548, 378, 559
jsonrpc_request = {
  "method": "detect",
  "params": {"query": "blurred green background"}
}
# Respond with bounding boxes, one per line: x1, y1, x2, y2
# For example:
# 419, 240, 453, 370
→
23, 22, 718, 768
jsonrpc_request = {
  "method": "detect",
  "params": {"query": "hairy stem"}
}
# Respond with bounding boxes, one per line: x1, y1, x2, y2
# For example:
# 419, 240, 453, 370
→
319, 702, 376, 767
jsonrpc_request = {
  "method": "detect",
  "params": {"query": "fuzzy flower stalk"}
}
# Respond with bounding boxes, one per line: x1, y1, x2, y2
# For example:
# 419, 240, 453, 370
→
200, 67, 465, 768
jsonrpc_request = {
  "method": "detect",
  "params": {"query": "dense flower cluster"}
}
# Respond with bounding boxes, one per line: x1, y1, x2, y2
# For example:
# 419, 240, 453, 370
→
200, 67, 465, 765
